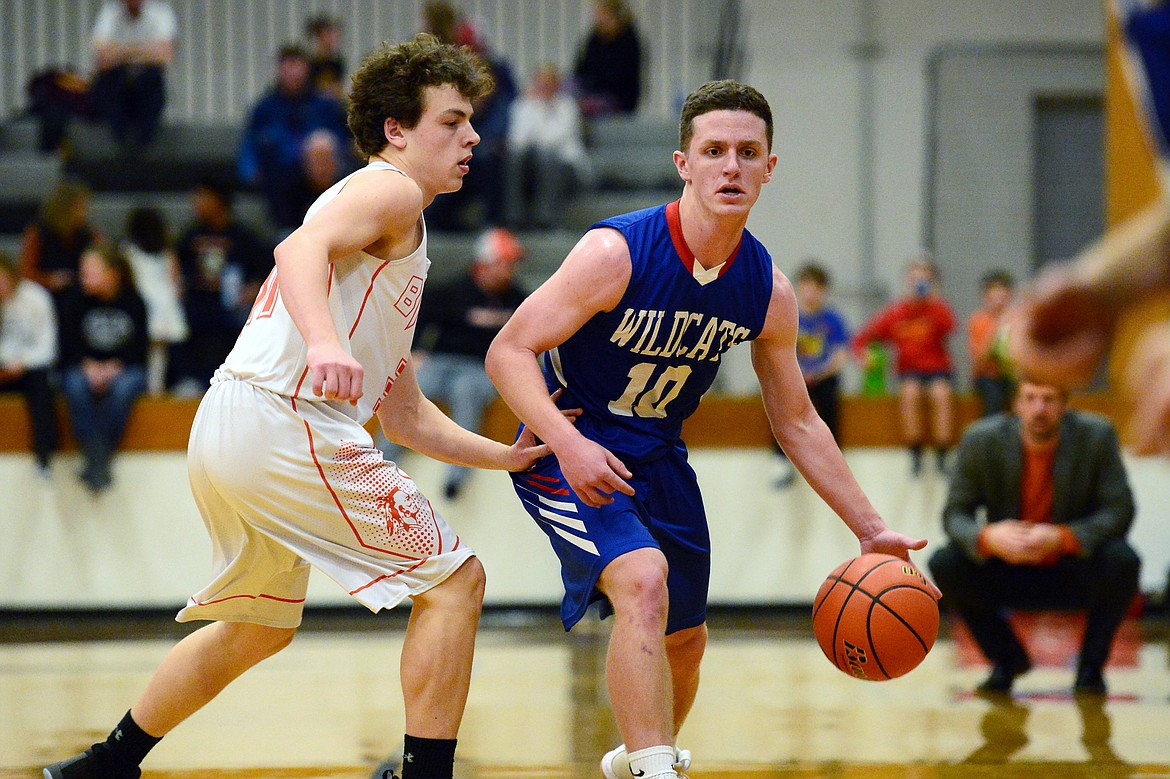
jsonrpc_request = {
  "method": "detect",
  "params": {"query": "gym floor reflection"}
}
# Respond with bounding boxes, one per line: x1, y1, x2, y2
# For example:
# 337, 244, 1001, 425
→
2, 609, 1168, 778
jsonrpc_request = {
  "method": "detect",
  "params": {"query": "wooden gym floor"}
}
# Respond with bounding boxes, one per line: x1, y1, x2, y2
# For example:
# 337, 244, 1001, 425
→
2, 608, 1169, 779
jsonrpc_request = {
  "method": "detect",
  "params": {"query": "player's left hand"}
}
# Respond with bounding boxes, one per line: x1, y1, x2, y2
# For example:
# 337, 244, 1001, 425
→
503, 394, 582, 472
859, 528, 941, 598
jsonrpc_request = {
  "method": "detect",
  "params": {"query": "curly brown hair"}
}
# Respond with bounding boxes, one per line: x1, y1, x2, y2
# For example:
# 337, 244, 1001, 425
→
679, 79, 773, 153
347, 32, 493, 157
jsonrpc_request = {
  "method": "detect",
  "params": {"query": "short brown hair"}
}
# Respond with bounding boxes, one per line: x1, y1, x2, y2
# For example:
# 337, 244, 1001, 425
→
347, 32, 493, 157
797, 261, 830, 288
679, 79, 773, 153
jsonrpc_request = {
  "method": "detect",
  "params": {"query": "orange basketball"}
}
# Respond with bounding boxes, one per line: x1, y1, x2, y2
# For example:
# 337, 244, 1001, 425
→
812, 553, 939, 681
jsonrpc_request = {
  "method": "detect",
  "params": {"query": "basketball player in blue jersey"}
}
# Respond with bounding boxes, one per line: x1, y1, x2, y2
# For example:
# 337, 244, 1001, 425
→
486, 80, 940, 779
1011, 0, 1170, 455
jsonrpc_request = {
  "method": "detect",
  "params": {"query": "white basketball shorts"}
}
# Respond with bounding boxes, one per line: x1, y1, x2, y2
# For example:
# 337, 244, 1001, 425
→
178, 378, 475, 628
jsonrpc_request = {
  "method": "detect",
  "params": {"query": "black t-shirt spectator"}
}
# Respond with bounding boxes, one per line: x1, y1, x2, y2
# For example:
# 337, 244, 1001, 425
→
58, 286, 149, 367
415, 275, 527, 359
176, 222, 272, 299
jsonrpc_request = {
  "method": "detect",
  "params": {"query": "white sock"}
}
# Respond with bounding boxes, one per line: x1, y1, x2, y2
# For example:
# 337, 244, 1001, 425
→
627, 745, 677, 779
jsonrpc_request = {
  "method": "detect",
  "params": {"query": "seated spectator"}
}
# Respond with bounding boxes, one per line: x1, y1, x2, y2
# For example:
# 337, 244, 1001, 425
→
422, 1, 517, 231
173, 178, 272, 393
969, 269, 1015, 417
26, 66, 96, 155
928, 379, 1139, 696
59, 244, 149, 493
20, 181, 100, 311
853, 256, 956, 475
305, 14, 346, 99
573, 0, 643, 117
505, 64, 590, 230
380, 228, 528, 499
90, 0, 177, 150
238, 45, 350, 232
0, 250, 59, 474
773, 261, 850, 488
122, 206, 188, 394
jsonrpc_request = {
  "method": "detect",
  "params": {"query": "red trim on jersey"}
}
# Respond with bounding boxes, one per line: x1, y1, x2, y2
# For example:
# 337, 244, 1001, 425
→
665, 199, 741, 278
188, 592, 306, 606
348, 259, 394, 339
300, 416, 439, 560
292, 367, 311, 402
526, 473, 561, 483
524, 478, 571, 496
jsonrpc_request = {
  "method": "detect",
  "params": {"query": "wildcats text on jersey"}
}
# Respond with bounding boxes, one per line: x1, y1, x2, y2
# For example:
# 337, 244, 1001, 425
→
609, 307, 752, 362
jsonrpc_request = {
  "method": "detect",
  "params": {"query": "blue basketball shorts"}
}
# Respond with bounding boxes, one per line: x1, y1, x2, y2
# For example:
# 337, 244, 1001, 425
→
510, 445, 711, 635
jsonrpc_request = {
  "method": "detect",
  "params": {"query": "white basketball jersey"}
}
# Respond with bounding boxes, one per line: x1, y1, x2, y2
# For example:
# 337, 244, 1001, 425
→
219, 161, 429, 424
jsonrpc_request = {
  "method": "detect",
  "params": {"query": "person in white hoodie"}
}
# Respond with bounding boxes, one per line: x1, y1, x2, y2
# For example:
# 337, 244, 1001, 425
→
0, 250, 59, 472
505, 64, 591, 229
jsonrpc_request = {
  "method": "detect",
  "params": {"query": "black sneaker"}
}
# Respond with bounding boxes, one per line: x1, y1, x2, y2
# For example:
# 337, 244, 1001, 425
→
976, 657, 1032, 695
44, 747, 140, 779
1074, 665, 1108, 696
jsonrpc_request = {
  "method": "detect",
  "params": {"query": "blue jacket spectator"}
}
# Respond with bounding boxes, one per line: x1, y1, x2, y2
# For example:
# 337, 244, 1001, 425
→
238, 45, 351, 231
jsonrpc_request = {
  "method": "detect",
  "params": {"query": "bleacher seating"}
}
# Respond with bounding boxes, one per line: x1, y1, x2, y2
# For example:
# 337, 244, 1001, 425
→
0, 116, 61, 233
0, 391, 1133, 454
556, 114, 682, 233
585, 115, 681, 191
88, 190, 274, 244
63, 122, 241, 192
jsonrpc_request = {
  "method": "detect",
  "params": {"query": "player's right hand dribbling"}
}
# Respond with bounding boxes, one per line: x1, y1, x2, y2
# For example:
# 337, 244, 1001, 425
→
555, 435, 635, 508
307, 342, 364, 404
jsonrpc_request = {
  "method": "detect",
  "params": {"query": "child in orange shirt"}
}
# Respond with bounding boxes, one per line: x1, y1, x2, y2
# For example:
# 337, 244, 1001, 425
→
968, 270, 1014, 416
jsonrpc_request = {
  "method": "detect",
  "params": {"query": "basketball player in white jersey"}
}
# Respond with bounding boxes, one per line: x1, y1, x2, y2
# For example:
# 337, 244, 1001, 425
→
45, 33, 555, 779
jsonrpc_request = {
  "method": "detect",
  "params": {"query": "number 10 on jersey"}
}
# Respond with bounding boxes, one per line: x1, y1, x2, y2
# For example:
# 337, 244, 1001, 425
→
608, 363, 693, 418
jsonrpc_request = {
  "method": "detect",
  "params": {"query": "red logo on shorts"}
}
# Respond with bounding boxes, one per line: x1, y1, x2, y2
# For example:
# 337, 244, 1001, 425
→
377, 485, 420, 535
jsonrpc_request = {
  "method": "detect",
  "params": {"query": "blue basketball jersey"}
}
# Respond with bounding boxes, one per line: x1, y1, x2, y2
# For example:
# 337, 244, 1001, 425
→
543, 200, 774, 463
1125, 2, 1170, 163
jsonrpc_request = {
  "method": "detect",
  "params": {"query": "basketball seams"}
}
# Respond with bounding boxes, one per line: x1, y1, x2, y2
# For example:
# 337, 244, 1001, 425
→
813, 554, 938, 682
867, 584, 935, 651
821, 557, 873, 665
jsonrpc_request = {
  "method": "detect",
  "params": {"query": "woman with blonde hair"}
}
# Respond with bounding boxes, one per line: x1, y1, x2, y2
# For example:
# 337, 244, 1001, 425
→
19, 180, 101, 307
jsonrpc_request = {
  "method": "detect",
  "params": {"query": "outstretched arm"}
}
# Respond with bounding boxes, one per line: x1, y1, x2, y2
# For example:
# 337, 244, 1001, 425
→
376, 359, 559, 472
1010, 198, 1170, 387
485, 228, 635, 506
753, 267, 935, 580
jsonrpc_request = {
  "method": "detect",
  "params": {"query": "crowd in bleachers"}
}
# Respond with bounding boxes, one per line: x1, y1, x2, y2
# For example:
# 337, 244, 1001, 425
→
0, 0, 1031, 498
0, 0, 670, 493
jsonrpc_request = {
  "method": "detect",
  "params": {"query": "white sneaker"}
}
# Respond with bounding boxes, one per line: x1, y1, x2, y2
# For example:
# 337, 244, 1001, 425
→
600, 745, 691, 779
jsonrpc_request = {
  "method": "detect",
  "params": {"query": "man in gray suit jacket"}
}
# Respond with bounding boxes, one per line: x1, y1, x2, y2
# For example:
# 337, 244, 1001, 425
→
928, 380, 1139, 696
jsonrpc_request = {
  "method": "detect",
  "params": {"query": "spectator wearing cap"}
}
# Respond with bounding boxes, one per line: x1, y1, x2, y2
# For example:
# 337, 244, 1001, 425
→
379, 228, 528, 499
